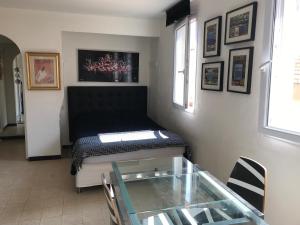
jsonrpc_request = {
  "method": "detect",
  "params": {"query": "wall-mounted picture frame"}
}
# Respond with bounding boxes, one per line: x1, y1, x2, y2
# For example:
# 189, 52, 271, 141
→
225, 2, 257, 45
26, 52, 61, 90
203, 16, 222, 58
227, 47, 254, 94
201, 61, 224, 91
78, 49, 139, 82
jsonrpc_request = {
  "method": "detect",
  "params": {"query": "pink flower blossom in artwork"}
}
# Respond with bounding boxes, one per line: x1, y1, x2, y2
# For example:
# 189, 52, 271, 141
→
84, 54, 131, 74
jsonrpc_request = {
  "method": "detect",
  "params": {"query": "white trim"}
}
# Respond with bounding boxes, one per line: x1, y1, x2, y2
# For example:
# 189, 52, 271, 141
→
147, 216, 154, 225
237, 158, 265, 184
204, 208, 214, 223
158, 213, 171, 225
181, 209, 198, 225
214, 208, 232, 221
228, 178, 264, 196
260, 126, 300, 145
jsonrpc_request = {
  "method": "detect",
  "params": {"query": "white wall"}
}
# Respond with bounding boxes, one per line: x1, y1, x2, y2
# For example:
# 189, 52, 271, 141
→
60, 31, 158, 144
149, 0, 300, 225
0, 7, 160, 157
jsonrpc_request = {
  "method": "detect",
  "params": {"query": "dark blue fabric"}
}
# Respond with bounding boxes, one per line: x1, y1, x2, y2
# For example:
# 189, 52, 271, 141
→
71, 130, 187, 175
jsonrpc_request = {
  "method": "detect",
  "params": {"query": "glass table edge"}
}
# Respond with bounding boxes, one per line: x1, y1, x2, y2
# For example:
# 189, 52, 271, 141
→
112, 161, 136, 214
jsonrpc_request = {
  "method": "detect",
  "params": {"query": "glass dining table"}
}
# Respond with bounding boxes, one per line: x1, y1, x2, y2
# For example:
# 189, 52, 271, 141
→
111, 157, 269, 225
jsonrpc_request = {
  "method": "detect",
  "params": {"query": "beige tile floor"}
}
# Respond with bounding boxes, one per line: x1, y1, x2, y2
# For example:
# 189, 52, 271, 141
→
0, 139, 110, 225
0, 124, 25, 138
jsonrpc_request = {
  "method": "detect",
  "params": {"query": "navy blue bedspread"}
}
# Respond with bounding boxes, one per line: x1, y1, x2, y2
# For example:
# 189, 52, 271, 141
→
71, 130, 187, 175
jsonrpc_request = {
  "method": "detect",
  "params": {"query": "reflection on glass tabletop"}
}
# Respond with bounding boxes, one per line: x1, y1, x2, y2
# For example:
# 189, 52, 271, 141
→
112, 157, 268, 225
114, 157, 201, 181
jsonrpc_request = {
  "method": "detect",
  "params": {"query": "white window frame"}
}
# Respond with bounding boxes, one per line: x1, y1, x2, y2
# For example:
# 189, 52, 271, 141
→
259, 0, 300, 143
172, 16, 198, 112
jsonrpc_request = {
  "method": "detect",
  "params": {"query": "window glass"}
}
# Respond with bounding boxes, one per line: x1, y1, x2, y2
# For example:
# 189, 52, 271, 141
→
174, 24, 186, 107
187, 18, 198, 112
268, 0, 300, 134
173, 18, 198, 112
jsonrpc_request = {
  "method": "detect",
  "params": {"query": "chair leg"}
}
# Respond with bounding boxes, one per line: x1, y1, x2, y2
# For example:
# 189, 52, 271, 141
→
110, 218, 118, 225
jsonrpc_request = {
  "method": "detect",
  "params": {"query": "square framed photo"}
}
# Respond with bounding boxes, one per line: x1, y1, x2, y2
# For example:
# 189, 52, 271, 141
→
201, 61, 224, 91
227, 47, 254, 94
26, 52, 61, 90
225, 2, 257, 44
203, 16, 222, 58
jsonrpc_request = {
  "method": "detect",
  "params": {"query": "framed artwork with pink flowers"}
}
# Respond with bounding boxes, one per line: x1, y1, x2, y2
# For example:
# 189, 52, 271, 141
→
78, 49, 139, 82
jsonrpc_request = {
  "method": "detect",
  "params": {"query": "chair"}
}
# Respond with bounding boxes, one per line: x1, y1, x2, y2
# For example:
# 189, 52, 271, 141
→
101, 174, 121, 225
227, 156, 267, 212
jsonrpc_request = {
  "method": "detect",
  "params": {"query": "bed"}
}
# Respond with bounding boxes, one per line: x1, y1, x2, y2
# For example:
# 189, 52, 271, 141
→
68, 86, 187, 189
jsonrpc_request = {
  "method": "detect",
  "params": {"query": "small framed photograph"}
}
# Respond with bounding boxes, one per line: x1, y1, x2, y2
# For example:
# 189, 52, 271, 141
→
26, 52, 61, 90
227, 47, 254, 94
203, 16, 222, 57
225, 2, 257, 44
201, 61, 224, 91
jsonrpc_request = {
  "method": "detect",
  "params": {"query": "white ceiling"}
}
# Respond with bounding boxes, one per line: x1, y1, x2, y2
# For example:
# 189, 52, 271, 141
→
0, 0, 180, 18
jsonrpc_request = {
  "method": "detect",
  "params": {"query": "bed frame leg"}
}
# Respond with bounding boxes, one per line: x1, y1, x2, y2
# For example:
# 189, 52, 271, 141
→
77, 187, 81, 193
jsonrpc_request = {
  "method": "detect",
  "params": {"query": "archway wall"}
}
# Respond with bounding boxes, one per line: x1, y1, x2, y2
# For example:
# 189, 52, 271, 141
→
0, 7, 160, 157
13, 53, 24, 123
0, 69, 7, 130
1, 43, 20, 124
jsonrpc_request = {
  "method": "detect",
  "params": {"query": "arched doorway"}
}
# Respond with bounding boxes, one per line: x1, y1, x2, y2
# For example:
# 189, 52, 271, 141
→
0, 35, 25, 140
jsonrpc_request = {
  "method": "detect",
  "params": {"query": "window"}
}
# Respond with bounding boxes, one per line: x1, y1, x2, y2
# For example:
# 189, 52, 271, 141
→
173, 17, 198, 112
265, 0, 300, 137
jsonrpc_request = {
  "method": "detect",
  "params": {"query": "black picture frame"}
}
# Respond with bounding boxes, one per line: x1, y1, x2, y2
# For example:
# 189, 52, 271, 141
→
203, 16, 222, 58
78, 49, 139, 82
224, 2, 257, 45
227, 47, 254, 94
201, 61, 224, 91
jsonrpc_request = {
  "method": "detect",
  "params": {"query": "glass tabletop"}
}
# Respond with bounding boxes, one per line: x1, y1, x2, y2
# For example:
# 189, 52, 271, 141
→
114, 157, 201, 181
111, 157, 269, 225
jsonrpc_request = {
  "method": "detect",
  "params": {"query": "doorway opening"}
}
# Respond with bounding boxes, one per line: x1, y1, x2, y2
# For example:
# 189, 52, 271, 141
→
0, 35, 25, 139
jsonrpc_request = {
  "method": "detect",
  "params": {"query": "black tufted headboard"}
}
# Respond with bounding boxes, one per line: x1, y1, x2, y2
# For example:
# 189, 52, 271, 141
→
67, 86, 149, 142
